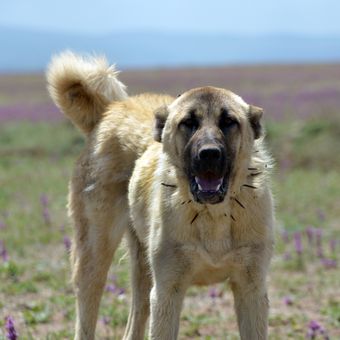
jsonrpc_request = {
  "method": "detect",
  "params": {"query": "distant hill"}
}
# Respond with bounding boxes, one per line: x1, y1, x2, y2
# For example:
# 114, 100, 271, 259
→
1, 26, 340, 72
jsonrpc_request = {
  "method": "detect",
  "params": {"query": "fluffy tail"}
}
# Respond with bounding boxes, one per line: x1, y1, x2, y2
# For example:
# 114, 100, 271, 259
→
46, 51, 128, 135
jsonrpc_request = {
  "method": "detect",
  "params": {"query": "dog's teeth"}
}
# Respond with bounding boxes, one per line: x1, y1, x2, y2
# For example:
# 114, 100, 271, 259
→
215, 183, 222, 191
198, 183, 203, 190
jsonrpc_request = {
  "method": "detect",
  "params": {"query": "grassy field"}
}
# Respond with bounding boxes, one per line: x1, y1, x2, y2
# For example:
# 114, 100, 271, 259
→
0, 64, 339, 339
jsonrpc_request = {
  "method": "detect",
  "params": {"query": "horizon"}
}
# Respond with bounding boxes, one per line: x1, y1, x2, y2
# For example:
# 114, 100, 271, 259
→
1, 1, 340, 71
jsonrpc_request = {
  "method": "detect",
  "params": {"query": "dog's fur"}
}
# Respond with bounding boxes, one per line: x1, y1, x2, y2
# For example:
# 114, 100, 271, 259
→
47, 52, 274, 340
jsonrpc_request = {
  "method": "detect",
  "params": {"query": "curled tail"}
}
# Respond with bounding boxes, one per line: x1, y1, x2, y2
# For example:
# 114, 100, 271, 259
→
46, 51, 128, 135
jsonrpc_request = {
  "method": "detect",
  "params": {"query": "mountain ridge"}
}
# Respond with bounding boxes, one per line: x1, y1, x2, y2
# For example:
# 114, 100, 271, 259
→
1, 26, 340, 71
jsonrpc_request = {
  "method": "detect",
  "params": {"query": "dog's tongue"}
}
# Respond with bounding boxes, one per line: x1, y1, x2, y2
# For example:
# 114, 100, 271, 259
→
195, 176, 223, 192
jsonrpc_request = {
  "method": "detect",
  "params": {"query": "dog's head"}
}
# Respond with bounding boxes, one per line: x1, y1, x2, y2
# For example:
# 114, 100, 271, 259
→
154, 87, 263, 205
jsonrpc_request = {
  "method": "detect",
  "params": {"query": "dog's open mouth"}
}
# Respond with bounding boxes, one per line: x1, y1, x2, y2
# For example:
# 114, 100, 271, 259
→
190, 172, 228, 204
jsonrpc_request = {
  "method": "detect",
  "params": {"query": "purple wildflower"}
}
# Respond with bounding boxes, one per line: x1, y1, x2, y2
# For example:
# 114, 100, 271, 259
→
320, 258, 337, 269
0, 220, 6, 229
0, 240, 9, 262
294, 232, 303, 255
40, 194, 51, 225
306, 320, 329, 339
305, 226, 314, 245
208, 287, 222, 299
209, 287, 218, 299
283, 296, 293, 306
315, 229, 324, 258
42, 207, 51, 225
106, 284, 117, 294
309, 320, 320, 331
117, 287, 126, 296
40, 194, 49, 207
101, 316, 110, 326
5, 316, 18, 340
63, 236, 71, 252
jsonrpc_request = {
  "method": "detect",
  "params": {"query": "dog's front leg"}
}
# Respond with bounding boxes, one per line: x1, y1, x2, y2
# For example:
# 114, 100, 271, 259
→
230, 268, 269, 340
123, 228, 152, 340
148, 245, 191, 340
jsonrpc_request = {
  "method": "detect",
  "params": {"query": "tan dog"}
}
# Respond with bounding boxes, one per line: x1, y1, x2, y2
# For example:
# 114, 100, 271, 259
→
47, 52, 274, 340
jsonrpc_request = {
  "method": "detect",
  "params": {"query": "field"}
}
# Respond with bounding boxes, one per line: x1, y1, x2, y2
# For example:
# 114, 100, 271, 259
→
0, 64, 339, 339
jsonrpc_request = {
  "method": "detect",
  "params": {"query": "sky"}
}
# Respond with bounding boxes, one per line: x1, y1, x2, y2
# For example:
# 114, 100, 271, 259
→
1, 0, 340, 35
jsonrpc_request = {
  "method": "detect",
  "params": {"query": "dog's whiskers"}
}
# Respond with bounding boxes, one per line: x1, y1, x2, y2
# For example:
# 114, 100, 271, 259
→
232, 197, 246, 209
223, 213, 236, 221
191, 212, 199, 224
181, 200, 192, 205
161, 183, 177, 188
242, 184, 257, 189
250, 172, 262, 177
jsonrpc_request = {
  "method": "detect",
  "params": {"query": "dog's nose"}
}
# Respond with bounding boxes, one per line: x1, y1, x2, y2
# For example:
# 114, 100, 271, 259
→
198, 146, 222, 162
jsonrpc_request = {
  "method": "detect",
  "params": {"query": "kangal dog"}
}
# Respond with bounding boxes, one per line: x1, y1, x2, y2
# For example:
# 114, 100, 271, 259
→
47, 52, 274, 340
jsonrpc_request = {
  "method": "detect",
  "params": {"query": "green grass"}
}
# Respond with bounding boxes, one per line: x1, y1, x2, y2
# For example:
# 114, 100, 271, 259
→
0, 121, 339, 339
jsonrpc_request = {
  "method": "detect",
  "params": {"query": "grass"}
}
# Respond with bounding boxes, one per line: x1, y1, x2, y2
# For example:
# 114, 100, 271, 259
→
0, 66, 340, 339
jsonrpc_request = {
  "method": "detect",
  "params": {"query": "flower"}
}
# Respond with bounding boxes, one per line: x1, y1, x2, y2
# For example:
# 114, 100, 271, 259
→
283, 296, 293, 306
306, 320, 329, 339
308, 320, 320, 332
106, 284, 117, 293
0, 240, 9, 262
117, 288, 125, 296
40, 194, 49, 207
305, 226, 314, 245
208, 287, 223, 299
320, 258, 337, 269
63, 236, 71, 252
5, 316, 18, 340
101, 316, 110, 326
0, 220, 6, 229
294, 232, 303, 255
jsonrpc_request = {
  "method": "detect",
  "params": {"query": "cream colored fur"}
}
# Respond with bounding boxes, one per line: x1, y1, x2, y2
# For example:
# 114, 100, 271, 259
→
47, 52, 274, 340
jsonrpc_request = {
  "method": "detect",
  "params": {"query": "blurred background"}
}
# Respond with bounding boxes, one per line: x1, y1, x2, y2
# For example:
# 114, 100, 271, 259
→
0, 1, 339, 339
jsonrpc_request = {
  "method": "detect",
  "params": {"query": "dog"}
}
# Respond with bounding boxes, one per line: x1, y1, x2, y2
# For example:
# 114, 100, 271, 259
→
47, 52, 274, 340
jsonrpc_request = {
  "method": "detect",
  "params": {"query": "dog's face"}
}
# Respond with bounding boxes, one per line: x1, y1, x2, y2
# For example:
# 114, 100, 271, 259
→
154, 87, 263, 205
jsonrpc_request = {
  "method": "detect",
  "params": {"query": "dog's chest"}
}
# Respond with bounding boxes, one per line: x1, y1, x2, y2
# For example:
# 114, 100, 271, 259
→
185, 211, 233, 285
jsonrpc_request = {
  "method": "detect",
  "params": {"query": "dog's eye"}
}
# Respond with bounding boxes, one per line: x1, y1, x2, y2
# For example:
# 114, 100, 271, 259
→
220, 117, 237, 129
180, 118, 199, 131
219, 109, 237, 132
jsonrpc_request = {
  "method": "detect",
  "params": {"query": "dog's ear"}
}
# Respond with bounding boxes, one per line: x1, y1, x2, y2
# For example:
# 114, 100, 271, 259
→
154, 105, 169, 142
248, 105, 263, 139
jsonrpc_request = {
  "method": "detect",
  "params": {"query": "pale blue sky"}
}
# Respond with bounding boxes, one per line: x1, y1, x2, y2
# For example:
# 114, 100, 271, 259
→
1, 0, 340, 35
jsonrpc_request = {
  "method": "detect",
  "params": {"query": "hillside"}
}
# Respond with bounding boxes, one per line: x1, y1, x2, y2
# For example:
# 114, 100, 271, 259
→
1, 26, 340, 71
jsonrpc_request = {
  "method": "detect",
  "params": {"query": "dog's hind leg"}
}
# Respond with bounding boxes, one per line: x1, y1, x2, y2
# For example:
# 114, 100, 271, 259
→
123, 228, 152, 340
70, 182, 128, 340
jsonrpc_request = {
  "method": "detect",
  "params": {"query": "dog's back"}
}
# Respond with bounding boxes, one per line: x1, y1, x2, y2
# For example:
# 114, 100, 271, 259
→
47, 51, 173, 181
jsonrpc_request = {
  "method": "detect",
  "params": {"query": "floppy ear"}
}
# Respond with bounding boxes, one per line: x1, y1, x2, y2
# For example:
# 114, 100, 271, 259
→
153, 105, 170, 142
248, 105, 263, 139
